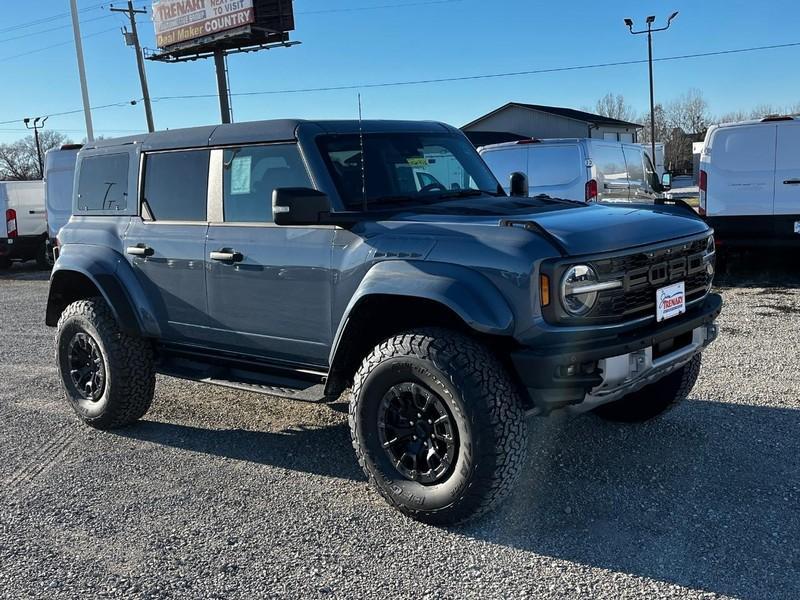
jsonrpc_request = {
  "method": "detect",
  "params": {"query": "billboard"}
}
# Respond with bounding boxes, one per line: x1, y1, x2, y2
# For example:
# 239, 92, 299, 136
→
153, 0, 255, 48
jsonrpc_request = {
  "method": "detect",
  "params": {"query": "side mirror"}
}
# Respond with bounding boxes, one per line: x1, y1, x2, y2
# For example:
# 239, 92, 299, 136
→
509, 171, 529, 197
661, 172, 672, 191
273, 188, 333, 226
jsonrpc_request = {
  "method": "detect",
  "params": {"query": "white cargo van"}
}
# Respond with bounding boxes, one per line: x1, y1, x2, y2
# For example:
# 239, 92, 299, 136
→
44, 144, 81, 250
479, 138, 671, 204
0, 180, 47, 269
699, 116, 800, 246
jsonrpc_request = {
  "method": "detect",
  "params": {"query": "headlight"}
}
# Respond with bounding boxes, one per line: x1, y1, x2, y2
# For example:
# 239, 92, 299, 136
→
561, 265, 600, 316
706, 234, 715, 254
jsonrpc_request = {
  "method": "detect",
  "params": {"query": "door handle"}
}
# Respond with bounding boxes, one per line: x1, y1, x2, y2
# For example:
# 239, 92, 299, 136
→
783, 179, 800, 185
126, 245, 154, 257
209, 250, 243, 262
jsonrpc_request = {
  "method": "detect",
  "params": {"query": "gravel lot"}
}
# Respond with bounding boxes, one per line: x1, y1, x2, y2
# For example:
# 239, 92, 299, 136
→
1, 254, 798, 599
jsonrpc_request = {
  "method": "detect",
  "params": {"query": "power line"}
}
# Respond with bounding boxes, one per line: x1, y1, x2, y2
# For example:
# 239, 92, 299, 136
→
0, 2, 109, 35
3, 38, 798, 130
0, 26, 119, 64
150, 40, 800, 102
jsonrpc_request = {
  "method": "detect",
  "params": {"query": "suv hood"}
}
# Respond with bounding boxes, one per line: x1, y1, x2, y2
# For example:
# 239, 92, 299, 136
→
393, 203, 710, 256
521, 203, 709, 255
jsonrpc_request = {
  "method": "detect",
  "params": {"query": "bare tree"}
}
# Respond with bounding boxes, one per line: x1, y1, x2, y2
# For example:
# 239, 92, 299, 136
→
667, 89, 710, 134
716, 110, 750, 124
0, 130, 71, 180
595, 93, 638, 122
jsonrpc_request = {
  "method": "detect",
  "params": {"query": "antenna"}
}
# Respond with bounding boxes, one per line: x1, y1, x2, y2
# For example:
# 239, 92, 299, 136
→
358, 93, 367, 212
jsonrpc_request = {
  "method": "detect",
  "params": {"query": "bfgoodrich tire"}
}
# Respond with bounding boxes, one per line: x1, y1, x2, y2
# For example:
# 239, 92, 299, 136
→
593, 355, 702, 423
56, 297, 155, 429
349, 328, 528, 525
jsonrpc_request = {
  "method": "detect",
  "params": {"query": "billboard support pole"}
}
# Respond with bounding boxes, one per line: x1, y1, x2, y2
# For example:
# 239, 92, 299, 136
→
69, 0, 94, 142
214, 50, 232, 124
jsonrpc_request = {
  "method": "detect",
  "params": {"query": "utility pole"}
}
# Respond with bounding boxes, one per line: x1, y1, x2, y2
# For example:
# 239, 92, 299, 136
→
70, 0, 94, 141
24, 117, 48, 179
624, 12, 679, 162
111, 1, 155, 132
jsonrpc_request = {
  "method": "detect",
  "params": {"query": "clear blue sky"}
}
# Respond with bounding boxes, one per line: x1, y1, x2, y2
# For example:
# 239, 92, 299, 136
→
1, 0, 798, 143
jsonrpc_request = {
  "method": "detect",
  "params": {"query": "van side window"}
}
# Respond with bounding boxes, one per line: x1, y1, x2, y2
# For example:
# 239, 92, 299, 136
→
222, 144, 311, 223
713, 127, 776, 172
622, 147, 645, 189
143, 150, 209, 221
643, 154, 660, 190
76, 154, 129, 211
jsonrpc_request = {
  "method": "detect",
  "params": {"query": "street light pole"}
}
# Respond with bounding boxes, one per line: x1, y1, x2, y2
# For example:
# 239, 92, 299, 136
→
24, 117, 49, 179
69, 0, 94, 142
625, 12, 679, 163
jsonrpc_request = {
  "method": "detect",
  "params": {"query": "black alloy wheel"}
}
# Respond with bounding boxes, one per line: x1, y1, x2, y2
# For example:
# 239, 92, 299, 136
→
378, 382, 458, 485
67, 332, 106, 402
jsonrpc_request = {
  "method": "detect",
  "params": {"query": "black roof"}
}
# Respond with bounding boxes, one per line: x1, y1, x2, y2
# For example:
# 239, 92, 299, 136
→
463, 102, 642, 129
85, 119, 460, 152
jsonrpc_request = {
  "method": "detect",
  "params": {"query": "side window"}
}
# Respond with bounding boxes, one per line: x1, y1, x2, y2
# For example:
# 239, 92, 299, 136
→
643, 154, 660, 190
143, 150, 209, 221
623, 147, 645, 189
76, 154, 129, 211
222, 144, 311, 223
528, 146, 581, 187
593, 144, 628, 183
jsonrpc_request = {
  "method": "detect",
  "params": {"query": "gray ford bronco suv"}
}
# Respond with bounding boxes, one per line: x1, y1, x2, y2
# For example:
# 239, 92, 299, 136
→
47, 120, 721, 524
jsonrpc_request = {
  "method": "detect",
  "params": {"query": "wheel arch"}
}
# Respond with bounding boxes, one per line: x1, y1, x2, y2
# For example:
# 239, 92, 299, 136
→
46, 245, 160, 338
325, 261, 517, 397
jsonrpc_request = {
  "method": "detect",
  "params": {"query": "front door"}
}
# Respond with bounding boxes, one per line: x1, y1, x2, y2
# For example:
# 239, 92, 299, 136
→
124, 149, 211, 344
204, 144, 335, 367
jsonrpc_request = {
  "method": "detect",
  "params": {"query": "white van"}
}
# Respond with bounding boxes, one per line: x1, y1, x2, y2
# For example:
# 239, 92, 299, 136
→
478, 138, 670, 204
699, 116, 800, 246
0, 180, 47, 269
44, 144, 82, 248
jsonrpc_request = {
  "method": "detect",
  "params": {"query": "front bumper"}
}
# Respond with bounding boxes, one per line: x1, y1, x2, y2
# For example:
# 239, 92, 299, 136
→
510, 293, 722, 413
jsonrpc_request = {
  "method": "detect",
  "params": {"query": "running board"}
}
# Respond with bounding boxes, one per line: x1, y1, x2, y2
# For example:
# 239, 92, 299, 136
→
200, 378, 327, 402
157, 354, 328, 403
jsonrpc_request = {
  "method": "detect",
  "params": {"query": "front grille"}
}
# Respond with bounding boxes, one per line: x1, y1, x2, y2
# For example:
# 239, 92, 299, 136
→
590, 237, 712, 320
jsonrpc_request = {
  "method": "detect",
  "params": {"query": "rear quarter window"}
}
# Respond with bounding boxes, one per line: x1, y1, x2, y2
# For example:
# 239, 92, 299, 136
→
712, 126, 776, 171
76, 154, 129, 212
528, 146, 581, 186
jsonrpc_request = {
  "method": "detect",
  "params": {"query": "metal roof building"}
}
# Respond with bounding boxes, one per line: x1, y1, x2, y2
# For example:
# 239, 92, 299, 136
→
462, 102, 643, 143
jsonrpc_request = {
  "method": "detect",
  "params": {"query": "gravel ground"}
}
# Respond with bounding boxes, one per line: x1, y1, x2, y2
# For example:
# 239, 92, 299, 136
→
0, 254, 798, 600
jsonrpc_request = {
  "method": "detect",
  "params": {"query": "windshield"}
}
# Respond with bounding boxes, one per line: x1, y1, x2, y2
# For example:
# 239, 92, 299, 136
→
317, 133, 502, 210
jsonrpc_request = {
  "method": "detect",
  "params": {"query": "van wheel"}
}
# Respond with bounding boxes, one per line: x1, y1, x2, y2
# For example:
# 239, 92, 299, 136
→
36, 242, 53, 270
593, 355, 701, 423
349, 328, 528, 525
56, 297, 155, 429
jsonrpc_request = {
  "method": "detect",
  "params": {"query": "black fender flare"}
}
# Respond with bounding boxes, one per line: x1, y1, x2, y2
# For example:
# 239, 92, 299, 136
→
46, 244, 161, 338
328, 260, 515, 369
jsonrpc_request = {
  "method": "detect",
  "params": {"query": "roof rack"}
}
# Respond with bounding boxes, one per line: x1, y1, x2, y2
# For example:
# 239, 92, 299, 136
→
761, 115, 795, 122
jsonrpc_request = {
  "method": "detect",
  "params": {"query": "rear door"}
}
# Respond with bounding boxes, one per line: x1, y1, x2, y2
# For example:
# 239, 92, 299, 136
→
707, 124, 776, 219
773, 122, 800, 240
527, 144, 585, 201
204, 143, 335, 367
9, 182, 46, 236
123, 149, 211, 344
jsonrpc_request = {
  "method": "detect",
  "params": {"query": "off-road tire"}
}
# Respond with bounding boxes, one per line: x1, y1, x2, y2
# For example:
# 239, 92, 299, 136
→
56, 297, 155, 429
349, 328, 528, 525
593, 355, 702, 423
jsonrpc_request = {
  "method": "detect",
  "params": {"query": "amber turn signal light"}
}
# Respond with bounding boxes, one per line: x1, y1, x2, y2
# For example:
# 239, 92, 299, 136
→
540, 274, 550, 307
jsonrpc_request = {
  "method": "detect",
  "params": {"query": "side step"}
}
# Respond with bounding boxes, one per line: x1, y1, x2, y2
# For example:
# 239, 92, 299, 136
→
157, 352, 329, 403
200, 378, 327, 402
